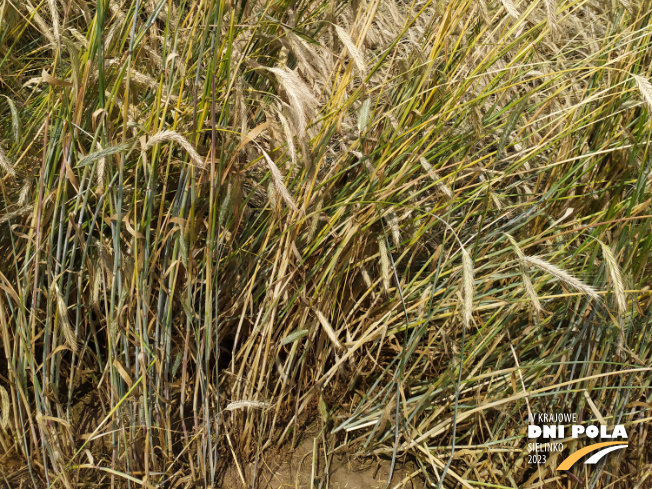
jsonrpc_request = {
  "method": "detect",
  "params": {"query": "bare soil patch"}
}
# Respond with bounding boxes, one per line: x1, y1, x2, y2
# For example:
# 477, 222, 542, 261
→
222, 435, 423, 489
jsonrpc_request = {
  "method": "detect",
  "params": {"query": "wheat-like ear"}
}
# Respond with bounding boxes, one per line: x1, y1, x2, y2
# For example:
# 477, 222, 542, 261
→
24, 0, 56, 46
461, 248, 474, 327
358, 98, 371, 134
267, 67, 318, 138
634, 75, 652, 112
420, 158, 452, 198
377, 235, 391, 293
523, 255, 600, 301
504, 233, 525, 260
260, 148, 299, 213
0, 384, 9, 429
315, 309, 343, 350
92, 269, 101, 305
599, 241, 626, 315
522, 272, 542, 313
2, 95, 20, 141
500, 0, 520, 18
543, 0, 558, 35
385, 209, 401, 247
0, 145, 15, 177
504, 234, 543, 312
267, 180, 277, 208
0, 205, 33, 225
46, 0, 60, 44
93, 141, 106, 189
417, 288, 430, 319
54, 284, 77, 353
360, 265, 372, 288
335, 25, 367, 77
0, 385, 10, 430
276, 107, 296, 166
18, 182, 32, 206
225, 400, 270, 411
146, 130, 204, 167
106, 59, 177, 103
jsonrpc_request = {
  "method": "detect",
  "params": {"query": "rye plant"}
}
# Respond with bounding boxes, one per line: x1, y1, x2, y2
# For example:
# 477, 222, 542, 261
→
0, 0, 651, 486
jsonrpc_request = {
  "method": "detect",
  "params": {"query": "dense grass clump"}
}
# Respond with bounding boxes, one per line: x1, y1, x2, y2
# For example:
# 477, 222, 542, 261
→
0, 0, 651, 486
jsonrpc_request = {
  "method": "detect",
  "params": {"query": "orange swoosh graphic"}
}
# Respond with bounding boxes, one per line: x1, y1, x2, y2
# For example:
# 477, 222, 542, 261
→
557, 442, 627, 471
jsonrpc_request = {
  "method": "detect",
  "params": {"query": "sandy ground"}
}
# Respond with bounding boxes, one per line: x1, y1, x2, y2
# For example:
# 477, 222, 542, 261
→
221, 436, 423, 489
